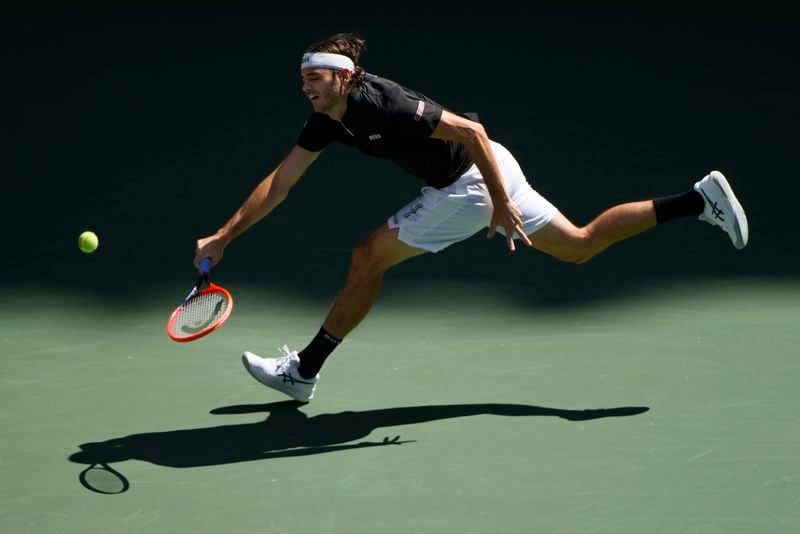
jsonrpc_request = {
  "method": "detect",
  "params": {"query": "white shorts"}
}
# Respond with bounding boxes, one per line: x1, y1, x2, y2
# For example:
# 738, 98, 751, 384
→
388, 141, 557, 252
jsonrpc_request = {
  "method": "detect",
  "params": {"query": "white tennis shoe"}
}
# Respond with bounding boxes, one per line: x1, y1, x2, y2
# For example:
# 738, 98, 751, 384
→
694, 170, 749, 249
241, 345, 318, 403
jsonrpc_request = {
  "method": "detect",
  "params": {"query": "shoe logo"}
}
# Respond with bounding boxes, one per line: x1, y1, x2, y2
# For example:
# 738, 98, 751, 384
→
278, 372, 314, 386
700, 190, 725, 222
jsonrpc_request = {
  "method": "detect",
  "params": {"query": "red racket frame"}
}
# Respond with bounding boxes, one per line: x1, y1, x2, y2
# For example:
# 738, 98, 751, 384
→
166, 284, 234, 342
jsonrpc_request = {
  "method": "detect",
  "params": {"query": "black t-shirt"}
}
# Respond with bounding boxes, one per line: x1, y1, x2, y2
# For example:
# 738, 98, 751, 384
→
297, 75, 475, 188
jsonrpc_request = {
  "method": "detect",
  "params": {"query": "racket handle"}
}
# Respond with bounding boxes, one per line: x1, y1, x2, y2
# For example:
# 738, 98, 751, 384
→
199, 257, 212, 276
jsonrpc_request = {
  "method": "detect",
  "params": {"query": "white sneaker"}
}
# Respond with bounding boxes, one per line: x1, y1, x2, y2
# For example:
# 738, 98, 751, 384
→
694, 170, 749, 249
241, 345, 318, 402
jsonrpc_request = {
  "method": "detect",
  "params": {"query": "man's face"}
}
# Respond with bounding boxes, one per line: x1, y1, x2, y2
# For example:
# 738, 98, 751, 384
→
301, 68, 346, 114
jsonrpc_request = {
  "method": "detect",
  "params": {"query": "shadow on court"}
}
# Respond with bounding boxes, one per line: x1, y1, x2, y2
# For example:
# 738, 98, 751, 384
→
69, 401, 648, 491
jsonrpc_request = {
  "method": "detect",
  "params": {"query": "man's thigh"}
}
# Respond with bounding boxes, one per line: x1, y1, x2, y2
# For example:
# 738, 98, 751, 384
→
359, 223, 428, 270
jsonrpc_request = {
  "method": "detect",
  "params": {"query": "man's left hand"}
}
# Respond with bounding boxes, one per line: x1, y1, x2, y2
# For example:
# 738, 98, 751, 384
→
487, 198, 532, 252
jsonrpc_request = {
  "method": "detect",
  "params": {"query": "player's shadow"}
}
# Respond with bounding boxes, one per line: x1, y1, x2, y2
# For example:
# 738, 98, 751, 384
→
69, 401, 648, 473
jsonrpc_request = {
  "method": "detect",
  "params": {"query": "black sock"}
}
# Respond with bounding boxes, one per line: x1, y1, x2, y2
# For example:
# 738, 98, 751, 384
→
297, 327, 342, 379
652, 189, 704, 224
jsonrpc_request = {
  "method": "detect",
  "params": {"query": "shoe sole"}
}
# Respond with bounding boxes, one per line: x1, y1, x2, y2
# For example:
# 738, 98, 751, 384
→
241, 353, 312, 403
709, 170, 749, 249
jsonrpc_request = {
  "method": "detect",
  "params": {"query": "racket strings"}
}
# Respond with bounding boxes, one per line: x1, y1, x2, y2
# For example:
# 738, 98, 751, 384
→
170, 290, 230, 337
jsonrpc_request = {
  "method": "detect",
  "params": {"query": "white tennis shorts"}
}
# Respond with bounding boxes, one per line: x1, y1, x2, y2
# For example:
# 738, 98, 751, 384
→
388, 141, 557, 252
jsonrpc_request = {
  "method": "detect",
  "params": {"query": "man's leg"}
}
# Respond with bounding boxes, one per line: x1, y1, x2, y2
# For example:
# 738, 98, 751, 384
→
528, 201, 657, 264
323, 223, 427, 338
528, 170, 747, 262
295, 223, 425, 379
241, 223, 425, 402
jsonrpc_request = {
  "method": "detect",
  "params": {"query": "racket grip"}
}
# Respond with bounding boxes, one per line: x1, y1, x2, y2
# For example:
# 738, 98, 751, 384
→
199, 257, 212, 276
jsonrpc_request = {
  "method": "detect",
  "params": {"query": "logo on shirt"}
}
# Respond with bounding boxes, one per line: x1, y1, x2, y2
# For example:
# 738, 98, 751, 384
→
414, 100, 425, 121
369, 133, 382, 141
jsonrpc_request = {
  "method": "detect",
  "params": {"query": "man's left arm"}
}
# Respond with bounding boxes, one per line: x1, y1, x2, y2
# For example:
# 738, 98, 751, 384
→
430, 110, 532, 251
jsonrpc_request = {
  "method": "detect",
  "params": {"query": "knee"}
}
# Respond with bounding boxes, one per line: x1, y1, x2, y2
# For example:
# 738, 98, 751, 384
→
556, 229, 597, 265
568, 252, 595, 265
350, 237, 389, 276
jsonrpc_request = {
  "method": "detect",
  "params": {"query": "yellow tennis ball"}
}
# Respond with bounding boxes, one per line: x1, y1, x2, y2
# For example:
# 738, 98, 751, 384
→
78, 231, 99, 253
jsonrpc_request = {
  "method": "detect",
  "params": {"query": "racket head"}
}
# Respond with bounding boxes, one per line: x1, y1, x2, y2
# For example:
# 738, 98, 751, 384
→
167, 283, 233, 342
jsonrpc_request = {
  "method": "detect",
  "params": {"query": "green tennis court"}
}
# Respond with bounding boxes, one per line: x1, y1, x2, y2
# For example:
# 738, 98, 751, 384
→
4, 4, 799, 533
3, 277, 800, 532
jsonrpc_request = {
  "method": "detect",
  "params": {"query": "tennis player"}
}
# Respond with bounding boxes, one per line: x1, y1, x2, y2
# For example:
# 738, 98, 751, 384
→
194, 33, 748, 402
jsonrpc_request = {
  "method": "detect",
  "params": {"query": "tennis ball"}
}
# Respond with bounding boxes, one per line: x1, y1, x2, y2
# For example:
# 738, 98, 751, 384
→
78, 231, 99, 253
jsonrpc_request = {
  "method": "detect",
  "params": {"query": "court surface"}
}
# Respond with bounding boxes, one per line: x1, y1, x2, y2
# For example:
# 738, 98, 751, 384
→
2, 276, 798, 533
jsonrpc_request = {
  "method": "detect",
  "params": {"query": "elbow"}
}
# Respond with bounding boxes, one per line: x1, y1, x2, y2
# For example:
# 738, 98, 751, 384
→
272, 186, 289, 204
463, 121, 488, 147
268, 181, 290, 204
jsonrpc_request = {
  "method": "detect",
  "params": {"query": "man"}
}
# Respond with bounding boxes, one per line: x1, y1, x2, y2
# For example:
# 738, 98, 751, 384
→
194, 33, 748, 403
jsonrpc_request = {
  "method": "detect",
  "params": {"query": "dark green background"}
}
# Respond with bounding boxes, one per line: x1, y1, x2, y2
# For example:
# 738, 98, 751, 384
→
4, 3, 798, 300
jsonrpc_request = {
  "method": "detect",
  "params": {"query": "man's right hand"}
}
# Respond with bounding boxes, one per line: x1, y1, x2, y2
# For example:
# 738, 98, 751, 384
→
194, 234, 227, 269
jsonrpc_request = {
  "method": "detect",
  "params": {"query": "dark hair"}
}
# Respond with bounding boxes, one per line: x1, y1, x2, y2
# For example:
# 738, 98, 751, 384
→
306, 33, 368, 86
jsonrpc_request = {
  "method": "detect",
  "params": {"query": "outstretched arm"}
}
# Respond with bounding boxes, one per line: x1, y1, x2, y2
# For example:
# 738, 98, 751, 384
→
194, 145, 320, 267
430, 110, 531, 251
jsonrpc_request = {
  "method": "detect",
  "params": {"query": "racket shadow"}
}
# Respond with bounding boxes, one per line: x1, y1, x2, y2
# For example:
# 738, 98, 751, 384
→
69, 401, 648, 484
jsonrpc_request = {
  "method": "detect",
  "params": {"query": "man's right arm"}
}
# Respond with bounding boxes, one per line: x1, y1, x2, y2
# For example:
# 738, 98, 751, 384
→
194, 145, 320, 267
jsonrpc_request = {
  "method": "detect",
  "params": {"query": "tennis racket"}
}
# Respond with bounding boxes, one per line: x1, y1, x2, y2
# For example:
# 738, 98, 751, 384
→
167, 258, 233, 342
